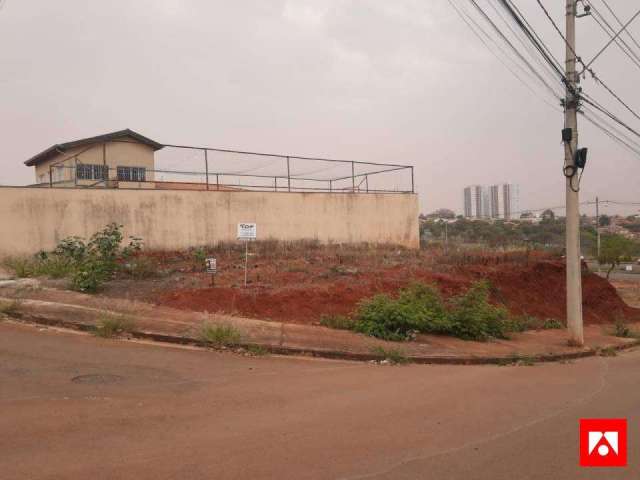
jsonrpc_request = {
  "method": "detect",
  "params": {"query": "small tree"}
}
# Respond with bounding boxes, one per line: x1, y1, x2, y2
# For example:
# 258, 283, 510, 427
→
599, 214, 611, 227
597, 234, 635, 279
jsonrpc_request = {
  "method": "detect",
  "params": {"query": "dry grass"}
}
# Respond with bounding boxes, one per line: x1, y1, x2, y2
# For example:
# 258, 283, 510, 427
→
94, 313, 136, 338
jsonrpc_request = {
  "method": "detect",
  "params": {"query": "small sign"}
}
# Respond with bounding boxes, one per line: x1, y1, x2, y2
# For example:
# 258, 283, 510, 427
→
237, 223, 257, 241
625, 265, 633, 272
206, 258, 217, 274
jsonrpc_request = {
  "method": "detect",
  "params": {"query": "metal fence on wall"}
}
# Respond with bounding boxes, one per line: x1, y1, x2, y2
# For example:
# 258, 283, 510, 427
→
39, 141, 415, 194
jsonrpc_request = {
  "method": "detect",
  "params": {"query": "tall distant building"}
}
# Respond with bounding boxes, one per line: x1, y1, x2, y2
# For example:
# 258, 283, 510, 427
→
463, 185, 488, 218
464, 183, 519, 219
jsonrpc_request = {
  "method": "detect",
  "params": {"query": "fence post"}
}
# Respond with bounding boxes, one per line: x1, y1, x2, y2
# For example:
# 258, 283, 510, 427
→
286, 156, 291, 192
274, 177, 277, 192
410, 166, 414, 193
49, 165, 53, 187
365, 175, 369, 193
216, 173, 220, 190
74, 156, 78, 187
329, 180, 332, 192
351, 161, 355, 192
204, 149, 209, 190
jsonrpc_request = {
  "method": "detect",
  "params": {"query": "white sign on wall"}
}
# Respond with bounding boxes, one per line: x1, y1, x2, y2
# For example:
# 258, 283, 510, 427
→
237, 223, 257, 241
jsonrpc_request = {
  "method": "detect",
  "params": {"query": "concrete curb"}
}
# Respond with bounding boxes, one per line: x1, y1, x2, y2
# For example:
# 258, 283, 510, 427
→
3, 305, 639, 365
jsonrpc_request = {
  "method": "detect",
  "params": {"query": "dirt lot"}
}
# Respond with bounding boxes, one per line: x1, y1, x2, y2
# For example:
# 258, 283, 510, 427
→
90, 244, 639, 326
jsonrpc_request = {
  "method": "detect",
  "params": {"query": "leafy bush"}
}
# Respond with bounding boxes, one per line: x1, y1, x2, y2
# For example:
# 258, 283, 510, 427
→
70, 257, 113, 292
53, 236, 87, 262
349, 281, 517, 342
353, 283, 451, 341
3, 224, 146, 293
447, 282, 510, 341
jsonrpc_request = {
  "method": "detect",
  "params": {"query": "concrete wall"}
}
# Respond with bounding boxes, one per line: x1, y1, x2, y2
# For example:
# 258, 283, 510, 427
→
0, 187, 419, 256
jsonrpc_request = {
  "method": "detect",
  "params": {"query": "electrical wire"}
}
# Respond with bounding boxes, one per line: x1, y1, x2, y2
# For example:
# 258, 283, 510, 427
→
598, 0, 640, 51
586, 1, 640, 69
468, 0, 565, 99
447, 0, 562, 108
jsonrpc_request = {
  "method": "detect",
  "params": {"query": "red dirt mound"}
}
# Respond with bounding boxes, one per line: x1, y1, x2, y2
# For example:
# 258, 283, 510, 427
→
156, 260, 639, 325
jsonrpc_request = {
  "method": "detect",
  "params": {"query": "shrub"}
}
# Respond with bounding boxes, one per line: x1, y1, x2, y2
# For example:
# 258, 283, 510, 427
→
94, 314, 136, 338
200, 323, 242, 347
350, 281, 517, 342
353, 283, 450, 341
70, 257, 112, 293
447, 281, 511, 341
53, 236, 87, 262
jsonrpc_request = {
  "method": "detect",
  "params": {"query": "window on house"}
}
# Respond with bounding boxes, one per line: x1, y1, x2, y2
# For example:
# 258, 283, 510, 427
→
76, 164, 108, 181
117, 166, 146, 182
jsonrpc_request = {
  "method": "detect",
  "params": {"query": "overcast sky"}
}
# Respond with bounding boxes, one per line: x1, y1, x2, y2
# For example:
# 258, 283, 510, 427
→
1, 0, 638, 216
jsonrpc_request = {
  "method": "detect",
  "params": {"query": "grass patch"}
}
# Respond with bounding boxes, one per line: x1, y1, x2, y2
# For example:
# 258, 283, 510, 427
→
0, 299, 21, 317
319, 314, 355, 330
200, 323, 242, 347
370, 346, 409, 365
94, 314, 136, 338
246, 344, 269, 356
610, 318, 640, 339
598, 346, 618, 357
2, 256, 75, 279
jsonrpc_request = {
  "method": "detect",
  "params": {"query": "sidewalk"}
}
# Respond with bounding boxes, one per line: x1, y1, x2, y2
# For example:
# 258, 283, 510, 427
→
1, 281, 638, 364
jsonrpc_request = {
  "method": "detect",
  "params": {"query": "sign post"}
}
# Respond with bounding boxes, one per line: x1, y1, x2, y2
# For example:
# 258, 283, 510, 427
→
205, 257, 217, 286
237, 223, 257, 287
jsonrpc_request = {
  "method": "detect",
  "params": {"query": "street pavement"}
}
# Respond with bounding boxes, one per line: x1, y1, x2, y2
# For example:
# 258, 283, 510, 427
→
1, 321, 639, 479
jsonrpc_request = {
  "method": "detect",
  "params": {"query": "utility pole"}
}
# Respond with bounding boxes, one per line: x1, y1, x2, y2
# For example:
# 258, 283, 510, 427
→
565, 0, 584, 346
596, 196, 601, 273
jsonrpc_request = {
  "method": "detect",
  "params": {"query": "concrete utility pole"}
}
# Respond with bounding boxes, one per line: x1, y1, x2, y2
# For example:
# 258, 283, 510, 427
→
565, 0, 584, 346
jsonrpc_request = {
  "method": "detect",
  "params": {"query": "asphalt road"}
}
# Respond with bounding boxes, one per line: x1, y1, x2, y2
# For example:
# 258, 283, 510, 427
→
2, 321, 639, 480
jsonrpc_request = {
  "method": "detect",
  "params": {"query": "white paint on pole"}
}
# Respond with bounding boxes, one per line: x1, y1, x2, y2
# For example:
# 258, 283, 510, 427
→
237, 223, 257, 241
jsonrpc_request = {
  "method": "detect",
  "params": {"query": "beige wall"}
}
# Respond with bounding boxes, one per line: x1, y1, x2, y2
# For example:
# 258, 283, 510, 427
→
0, 187, 419, 256
34, 140, 156, 185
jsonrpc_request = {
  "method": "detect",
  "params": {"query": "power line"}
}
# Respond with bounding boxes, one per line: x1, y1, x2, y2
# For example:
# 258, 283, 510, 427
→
447, 0, 562, 107
584, 8, 640, 70
497, 0, 567, 80
587, 2, 640, 71
468, 0, 564, 98
598, 0, 640, 52
533, 0, 640, 124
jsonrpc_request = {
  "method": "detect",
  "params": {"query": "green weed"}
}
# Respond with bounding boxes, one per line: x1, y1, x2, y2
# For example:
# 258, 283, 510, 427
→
200, 323, 242, 347
370, 346, 409, 365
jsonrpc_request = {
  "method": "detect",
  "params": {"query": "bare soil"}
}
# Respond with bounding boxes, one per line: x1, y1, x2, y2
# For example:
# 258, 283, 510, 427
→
93, 245, 639, 326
